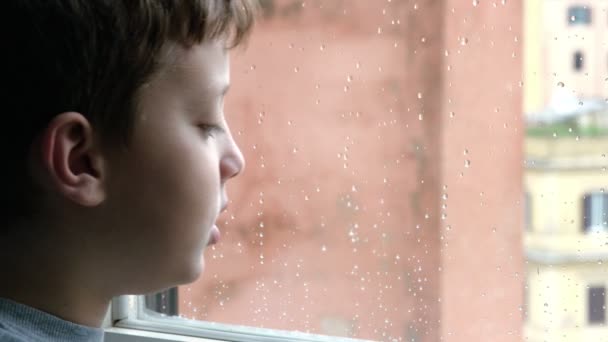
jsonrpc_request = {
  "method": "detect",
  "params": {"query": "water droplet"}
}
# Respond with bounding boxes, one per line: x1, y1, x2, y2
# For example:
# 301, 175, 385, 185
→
250, 65, 256, 70
418, 114, 424, 121
463, 149, 469, 155
557, 81, 565, 87
449, 111, 456, 118
464, 160, 471, 168
417, 92, 423, 99
459, 37, 469, 46
319, 44, 326, 51
472, 0, 479, 6
294, 67, 300, 73
347, 75, 353, 82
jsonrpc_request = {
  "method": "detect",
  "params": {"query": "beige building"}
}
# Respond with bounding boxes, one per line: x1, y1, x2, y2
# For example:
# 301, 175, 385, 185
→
525, 0, 608, 114
524, 1, 608, 341
525, 137, 608, 341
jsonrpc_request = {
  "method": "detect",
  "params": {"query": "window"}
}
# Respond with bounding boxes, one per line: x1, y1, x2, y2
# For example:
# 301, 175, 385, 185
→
588, 286, 606, 325
145, 288, 178, 316
583, 193, 608, 233
574, 51, 585, 71
568, 6, 592, 25
101, 1, 608, 341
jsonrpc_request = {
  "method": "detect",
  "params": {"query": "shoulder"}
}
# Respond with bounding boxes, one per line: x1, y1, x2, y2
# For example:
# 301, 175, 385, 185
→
0, 330, 29, 342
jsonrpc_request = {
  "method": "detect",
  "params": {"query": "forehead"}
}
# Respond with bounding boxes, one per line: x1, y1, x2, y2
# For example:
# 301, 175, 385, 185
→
155, 41, 230, 95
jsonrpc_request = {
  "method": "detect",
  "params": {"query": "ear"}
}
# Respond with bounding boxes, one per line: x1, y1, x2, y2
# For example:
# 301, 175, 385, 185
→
37, 112, 106, 207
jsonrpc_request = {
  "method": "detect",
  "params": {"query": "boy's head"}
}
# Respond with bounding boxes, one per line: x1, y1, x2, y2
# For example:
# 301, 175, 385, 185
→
2, 0, 256, 295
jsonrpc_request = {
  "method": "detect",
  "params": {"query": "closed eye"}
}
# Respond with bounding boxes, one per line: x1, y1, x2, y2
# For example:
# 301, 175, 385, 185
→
198, 124, 224, 139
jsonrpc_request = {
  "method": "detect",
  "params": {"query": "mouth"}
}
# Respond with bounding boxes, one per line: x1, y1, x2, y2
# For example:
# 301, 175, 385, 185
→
207, 199, 229, 246
207, 224, 221, 246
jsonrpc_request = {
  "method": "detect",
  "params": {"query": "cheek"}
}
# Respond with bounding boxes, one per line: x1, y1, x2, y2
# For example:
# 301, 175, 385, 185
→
117, 134, 221, 238
153, 140, 221, 224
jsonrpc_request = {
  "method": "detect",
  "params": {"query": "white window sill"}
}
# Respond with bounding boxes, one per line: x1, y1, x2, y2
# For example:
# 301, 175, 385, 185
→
104, 327, 221, 342
104, 296, 374, 342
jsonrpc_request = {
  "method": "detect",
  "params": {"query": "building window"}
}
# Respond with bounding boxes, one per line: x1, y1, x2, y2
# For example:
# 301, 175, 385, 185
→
574, 51, 584, 71
583, 193, 608, 233
589, 286, 606, 324
568, 6, 592, 25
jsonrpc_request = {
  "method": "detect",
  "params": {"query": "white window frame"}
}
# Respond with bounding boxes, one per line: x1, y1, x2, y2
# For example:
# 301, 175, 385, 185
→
104, 295, 375, 342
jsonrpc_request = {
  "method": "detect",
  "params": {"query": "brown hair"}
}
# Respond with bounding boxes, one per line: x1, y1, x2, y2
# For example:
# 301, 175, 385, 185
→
0, 0, 258, 230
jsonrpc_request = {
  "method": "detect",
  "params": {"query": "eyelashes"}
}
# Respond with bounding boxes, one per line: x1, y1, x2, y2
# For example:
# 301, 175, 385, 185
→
198, 124, 224, 139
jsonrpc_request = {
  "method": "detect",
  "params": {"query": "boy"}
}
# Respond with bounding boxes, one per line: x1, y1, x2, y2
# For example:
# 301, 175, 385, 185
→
0, 1, 257, 341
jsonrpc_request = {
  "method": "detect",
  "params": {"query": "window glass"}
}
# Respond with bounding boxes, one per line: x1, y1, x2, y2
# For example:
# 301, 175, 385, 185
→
137, 1, 608, 341
588, 286, 606, 324
574, 51, 584, 71
568, 5, 592, 25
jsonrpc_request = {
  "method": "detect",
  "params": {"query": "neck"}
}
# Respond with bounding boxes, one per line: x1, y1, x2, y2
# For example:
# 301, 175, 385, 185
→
0, 236, 111, 328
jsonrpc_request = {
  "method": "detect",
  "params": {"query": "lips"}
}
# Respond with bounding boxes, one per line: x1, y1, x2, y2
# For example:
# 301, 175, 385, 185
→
207, 224, 221, 246
207, 199, 228, 246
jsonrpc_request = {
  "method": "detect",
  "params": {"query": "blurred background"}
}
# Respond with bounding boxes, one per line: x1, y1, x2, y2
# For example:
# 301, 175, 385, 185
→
146, 1, 608, 341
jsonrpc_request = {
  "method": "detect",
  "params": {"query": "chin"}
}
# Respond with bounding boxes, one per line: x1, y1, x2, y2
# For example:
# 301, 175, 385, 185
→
180, 255, 206, 284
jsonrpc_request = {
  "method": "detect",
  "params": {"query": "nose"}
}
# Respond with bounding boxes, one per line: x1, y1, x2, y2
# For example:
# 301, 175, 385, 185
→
220, 133, 245, 182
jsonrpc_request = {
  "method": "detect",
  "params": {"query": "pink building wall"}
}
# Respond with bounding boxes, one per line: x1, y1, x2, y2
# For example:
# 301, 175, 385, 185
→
178, 1, 523, 341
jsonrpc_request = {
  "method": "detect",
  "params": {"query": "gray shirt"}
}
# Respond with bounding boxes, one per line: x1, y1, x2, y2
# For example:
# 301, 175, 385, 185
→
0, 297, 104, 342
